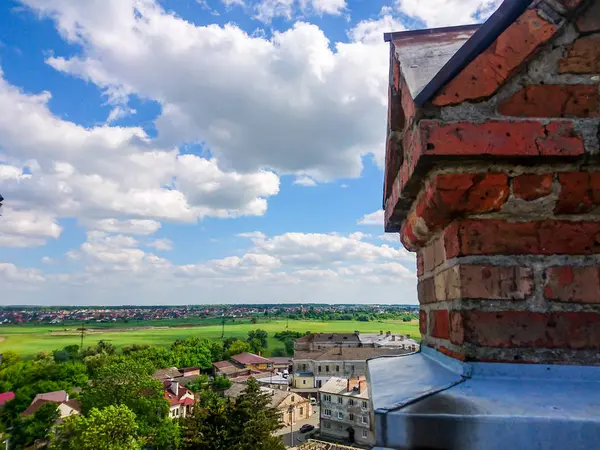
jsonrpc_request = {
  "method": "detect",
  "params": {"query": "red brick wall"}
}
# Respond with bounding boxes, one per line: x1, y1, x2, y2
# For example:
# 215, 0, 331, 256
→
385, 0, 600, 364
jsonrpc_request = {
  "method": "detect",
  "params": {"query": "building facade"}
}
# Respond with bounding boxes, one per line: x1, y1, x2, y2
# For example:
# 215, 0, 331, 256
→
319, 377, 374, 447
293, 347, 407, 389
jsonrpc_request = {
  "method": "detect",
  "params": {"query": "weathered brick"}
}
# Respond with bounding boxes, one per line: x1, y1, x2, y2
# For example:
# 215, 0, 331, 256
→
498, 85, 599, 118
450, 311, 464, 345
437, 346, 466, 361
555, 172, 600, 214
545, 266, 600, 303
430, 309, 450, 339
416, 252, 424, 277
559, 35, 600, 74
558, 0, 585, 10
445, 220, 600, 257
434, 266, 461, 302
513, 173, 553, 200
463, 311, 600, 349
419, 310, 427, 335
577, 0, 600, 32
421, 120, 584, 158
433, 10, 557, 105
418, 277, 436, 304
459, 265, 534, 300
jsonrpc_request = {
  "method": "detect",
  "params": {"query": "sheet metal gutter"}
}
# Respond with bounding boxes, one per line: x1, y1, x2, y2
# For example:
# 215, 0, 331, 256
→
367, 346, 600, 450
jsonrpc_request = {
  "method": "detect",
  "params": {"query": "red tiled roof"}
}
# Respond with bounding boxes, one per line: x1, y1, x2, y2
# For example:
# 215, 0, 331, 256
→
0, 392, 14, 405
163, 381, 195, 407
230, 352, 273, 365
35, 390, 68, 403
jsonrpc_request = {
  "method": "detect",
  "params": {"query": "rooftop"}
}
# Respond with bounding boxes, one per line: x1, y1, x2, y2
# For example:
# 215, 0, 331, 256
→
295, 346, 410, 361
320, 376, 369, 399
230, 352, 273, 365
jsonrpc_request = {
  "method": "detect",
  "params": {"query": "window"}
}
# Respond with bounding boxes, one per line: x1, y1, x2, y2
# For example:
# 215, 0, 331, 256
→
362, 416, 367, 424
336, 365, 340, 372
323, 394, 331, 402
362, 401, 368, 409
362, 430, 368, 438
349, 413, 354, 421
325, 365, 329, 372
300, 407, 304, 415
303, 380, 306, 385
338, 424, 343, 429
302, 364, 307, 371
351, 365, 354, 372
318, 366, 322, 373
349, 399, 354, 406
337, 412, 343, 420
291, 396, 295, 402
324, 422, 331, 429
324, 409, 332, 416
337, 397, 343, 405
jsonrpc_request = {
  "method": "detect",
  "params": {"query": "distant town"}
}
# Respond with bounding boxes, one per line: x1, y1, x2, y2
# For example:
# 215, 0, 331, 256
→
0, 304, 418, 325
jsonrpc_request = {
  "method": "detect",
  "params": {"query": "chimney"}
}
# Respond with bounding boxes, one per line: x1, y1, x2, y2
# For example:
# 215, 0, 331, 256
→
382, 0, 600, 367
386, 331, 391, 337
359, 379, 367, 394
354, 330, 360, 336
392, 335, 396, 341
170, 381, 179, 396
370, 7, 600, 449
379, 330, 383, 335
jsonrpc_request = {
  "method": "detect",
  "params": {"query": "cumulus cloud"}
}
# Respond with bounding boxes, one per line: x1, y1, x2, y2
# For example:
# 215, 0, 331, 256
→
293, 176, 317, 187
0, 263, 45, 283
0, 66, 280, 240
146, 238, 173, 251
19, 0, 398, 182
106, 105, 136, 123
394, 0, 502, 27
0, 208, 61, 248
81, 219, 162, 235
300, 0, 346, 15
357, 210, 383, 226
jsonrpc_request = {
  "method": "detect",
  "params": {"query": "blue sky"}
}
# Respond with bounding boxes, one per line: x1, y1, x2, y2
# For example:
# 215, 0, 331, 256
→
0, 0, 500, 305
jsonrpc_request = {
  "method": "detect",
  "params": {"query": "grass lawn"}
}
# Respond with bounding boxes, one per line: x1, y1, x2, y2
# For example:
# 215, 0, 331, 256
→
0, 319, 420, 357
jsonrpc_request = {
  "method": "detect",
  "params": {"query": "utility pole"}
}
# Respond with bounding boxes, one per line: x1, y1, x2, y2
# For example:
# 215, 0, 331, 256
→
79, 320, 86, 351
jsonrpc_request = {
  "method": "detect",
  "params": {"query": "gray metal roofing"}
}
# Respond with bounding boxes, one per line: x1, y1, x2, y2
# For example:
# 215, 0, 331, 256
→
384, 0, 533, 106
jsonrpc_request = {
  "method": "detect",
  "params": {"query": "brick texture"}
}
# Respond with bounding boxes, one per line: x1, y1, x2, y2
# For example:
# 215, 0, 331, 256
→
419, 310, 427, 335
420, 120, 584, 157
498, 85, 599, 118
559, 35, 600, 74
445, 220, 600, 258
430, 310, 450, 339
545, 266, 600, 303
433, 10, 557, 105
555, 172, 600, 213
577, 0, 600, 33
513, 173, 554, 200
463, 311, 600, 349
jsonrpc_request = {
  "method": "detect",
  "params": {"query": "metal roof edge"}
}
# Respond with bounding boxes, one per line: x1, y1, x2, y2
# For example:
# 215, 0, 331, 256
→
383, 24, 481, 43
413, 0, 534, 106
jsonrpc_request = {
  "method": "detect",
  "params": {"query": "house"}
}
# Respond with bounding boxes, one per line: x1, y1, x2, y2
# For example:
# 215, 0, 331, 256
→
292, 347, 408, 389
230, 352, 274, 371
319, 377, 374, 447
224, 383, 311, 426
0, 392, 15, 406
22, 391, 81, 422
212, 360, 254, 379
294, 334, 360, 352
153, 367, 182, 380
357, 331, 419, 351
270, 356, 292, 373
254, 372, 290, 391
163, 380, 195, 419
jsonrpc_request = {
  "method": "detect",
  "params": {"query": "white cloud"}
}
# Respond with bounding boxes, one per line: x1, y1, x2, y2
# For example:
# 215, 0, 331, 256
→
0, 67, 280, 228
0, 263, 45, 283
19, 0, 394, 182
254, 0, 295, 22
0, 208, 61, 248
378, 233, 399, 243
293, 176, 317, 187
394, 0, 502, 27
238, 231, 267, 240
147, 238, 173, 251
81, 218, 162, 235
357, 210, 383, 226
299, 0, 346, 15
106, 105, 136, 123
221, 0, 244, 6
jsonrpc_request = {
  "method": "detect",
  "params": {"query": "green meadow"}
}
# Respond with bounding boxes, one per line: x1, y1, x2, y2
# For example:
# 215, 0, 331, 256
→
0, 319, 420, 357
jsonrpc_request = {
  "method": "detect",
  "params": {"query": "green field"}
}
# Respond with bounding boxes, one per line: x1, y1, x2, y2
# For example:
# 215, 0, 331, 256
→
0, 319, 420, 357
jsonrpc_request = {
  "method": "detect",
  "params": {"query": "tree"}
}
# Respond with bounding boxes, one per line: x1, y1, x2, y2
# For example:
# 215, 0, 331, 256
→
10, 402, 59, 450
212, 376, 232, 391
225, 340, 252, 358
228, 378, 285, 450
246, 330, 268, 353
182, 379, 284, 450
50, 405, 143, 450
81, 359, 169, 434
284, 339, 295, 356
270, 348, 286, 357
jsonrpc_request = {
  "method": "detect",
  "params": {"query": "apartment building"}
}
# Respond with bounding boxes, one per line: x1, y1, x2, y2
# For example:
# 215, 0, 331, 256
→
319, 377, 374, 447
293, 347, 407, 389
